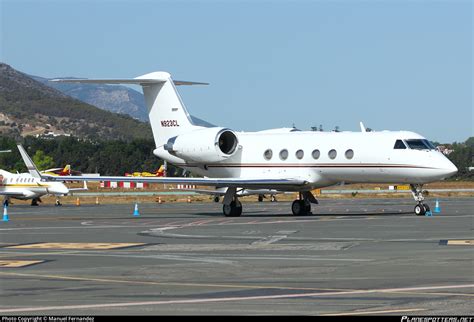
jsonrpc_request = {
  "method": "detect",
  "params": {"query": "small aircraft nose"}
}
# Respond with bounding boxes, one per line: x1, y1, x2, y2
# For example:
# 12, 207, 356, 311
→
50, 184, 69, 195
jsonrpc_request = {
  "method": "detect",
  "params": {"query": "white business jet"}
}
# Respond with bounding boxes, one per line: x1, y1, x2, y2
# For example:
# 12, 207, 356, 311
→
0, 145, 86, 206
50, 72, 457, 216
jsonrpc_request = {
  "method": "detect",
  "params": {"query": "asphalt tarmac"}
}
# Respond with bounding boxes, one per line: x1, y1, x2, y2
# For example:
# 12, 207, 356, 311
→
0, 197, 472, 315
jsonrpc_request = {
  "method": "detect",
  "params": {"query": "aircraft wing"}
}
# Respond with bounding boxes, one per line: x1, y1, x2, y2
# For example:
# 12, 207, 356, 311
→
45, 175, 307, 190
67, 181, 88, 192
0, 190, 34, 197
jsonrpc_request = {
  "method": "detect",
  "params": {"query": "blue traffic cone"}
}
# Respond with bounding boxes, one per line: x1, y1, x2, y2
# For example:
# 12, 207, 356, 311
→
2, 205, 9, 222
434, 199, 441, 213
133, 203, 140, 217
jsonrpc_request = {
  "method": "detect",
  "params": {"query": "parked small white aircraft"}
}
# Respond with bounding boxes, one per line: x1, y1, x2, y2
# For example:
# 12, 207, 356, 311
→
0, 145, 87, 206
50, 71, 458, 216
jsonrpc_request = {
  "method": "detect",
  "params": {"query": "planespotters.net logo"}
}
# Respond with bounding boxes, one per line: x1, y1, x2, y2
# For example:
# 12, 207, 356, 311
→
402, 317, 474, 322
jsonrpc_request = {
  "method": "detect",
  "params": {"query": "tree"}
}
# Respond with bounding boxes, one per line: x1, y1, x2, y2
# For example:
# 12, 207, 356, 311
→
465, 137, 474, 148
32, 150, 54, 171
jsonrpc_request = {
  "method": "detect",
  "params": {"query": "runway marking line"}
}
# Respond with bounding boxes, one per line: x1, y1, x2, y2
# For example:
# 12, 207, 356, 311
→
322, 308, 427, 316
0, 283, 473, 313
439, 240, 474, 246
0, 260, 46, 268
5, 243, 148, 250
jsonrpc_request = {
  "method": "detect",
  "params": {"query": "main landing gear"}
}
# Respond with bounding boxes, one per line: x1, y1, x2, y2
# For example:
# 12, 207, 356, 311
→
291, 191, 318, 216
410, 184, 430, 216
31, 198, 42, 206
222, 187, 242, 217
221, 189, 318, 217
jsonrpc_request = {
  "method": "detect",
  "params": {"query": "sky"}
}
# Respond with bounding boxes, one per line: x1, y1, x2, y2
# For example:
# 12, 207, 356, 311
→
1, 0, 472, 143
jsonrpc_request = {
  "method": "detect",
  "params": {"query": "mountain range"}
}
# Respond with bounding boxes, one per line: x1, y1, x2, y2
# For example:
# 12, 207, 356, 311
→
0, 63, 152, 140
31, 75, 148, 122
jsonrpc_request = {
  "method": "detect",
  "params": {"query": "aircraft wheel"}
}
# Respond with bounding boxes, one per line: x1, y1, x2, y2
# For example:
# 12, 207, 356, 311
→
213, 196, 220, 203
223, 200, 242, 217
414, 204, 426, 216
292, 200, 309, 216
258, 195, 264, 202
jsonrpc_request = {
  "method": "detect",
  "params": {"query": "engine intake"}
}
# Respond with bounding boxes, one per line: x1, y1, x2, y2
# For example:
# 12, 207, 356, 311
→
165, 127, 238, 163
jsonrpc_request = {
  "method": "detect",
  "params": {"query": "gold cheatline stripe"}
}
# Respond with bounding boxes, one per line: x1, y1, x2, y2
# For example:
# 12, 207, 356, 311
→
0, 184, 49, 188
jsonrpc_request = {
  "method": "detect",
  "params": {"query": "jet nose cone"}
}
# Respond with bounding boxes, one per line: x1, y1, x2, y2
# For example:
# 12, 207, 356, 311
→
50, 184, 69, 195
446, 162, 458, 177
439, 159, 458, 179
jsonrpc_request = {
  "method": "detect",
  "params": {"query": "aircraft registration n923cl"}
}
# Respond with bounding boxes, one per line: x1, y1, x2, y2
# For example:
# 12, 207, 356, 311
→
50, 72, 457, 217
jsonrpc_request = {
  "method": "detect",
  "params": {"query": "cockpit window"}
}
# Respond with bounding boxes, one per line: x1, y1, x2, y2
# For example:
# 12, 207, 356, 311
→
405, 139, 435, 150
394, 140, 407, 149
423, 140, 436, 149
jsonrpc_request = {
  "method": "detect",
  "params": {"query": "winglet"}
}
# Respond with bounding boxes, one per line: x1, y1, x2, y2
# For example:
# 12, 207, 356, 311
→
17, 145, 42, 179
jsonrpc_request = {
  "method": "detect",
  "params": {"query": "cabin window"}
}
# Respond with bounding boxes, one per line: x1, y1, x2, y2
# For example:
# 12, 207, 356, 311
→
295, 149, 304, 159
263, 149, 273, 160
394, 140, 407, 149
279, 149, 288, 160
312, 149, 320, 160
328, 149, 337, 159
345, 149, 354, 159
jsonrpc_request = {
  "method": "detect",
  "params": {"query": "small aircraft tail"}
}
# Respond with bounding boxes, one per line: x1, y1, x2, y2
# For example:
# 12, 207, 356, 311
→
61, 165, 71, 176
156, 165, 165, 177
51, 72, 208, 148
17, 145, 42, 179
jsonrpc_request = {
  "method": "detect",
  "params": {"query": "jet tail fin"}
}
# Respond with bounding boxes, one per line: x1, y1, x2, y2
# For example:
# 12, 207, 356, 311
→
50, 72, 209, 147
17, 145, 42, 179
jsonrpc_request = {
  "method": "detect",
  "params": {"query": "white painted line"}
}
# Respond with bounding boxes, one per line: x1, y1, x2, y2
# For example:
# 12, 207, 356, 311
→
323, 308, 427, 316
251, 235, 288, 246
1, 283, 472, 313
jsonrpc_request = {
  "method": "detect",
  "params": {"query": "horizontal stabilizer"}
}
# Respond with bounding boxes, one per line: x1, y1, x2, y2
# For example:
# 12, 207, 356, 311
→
50, 76, 208, 86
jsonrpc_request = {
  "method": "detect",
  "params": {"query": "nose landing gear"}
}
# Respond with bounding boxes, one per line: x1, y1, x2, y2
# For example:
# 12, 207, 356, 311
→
410, 184, 430, 216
